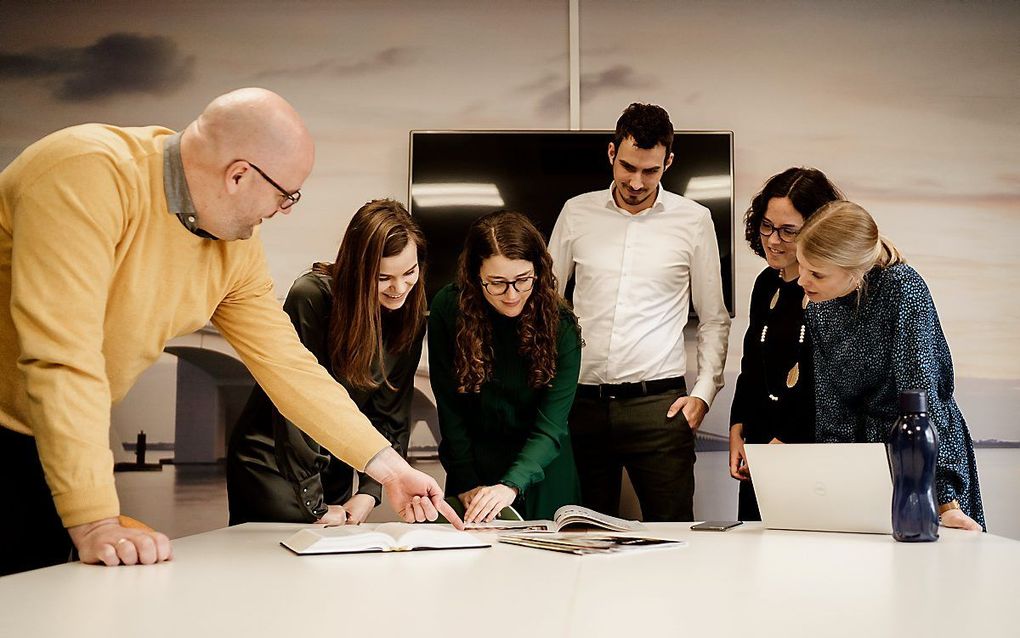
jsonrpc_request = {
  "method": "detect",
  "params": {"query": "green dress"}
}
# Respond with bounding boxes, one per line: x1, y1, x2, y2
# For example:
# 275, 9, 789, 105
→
428, 283, 582, 520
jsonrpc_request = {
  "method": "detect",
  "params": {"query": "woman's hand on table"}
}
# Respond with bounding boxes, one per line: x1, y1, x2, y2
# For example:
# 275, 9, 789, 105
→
317, 504, 349, 525
342, 494, 376, 525
463, 484, 518, 523
939, 508, 982, 531
458, 486, 483, 510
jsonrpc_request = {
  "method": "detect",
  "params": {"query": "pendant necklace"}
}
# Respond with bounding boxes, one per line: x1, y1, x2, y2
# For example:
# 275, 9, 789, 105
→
760, 279, 807, 402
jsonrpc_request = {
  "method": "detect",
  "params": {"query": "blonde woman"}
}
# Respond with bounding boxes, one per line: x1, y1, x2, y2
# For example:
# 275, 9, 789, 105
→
797, 201, 983, 531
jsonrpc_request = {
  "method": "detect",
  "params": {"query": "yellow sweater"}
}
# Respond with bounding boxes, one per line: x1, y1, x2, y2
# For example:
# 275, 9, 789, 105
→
0, 124, 388, 527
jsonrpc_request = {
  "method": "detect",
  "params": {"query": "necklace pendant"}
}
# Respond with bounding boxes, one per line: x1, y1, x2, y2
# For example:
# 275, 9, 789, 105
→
768, 394, 779, 402
786, 362, 800, 388
769, 289, 780, 310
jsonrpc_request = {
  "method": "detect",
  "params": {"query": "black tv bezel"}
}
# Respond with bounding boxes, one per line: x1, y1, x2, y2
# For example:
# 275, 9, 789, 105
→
407, 129, 736, 318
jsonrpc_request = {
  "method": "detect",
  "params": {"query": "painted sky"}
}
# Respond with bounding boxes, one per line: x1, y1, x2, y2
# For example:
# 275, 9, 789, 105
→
2, 0, 1018, 383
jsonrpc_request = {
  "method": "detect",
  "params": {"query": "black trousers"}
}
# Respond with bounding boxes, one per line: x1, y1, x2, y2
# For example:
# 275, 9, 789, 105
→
0, 426, 74, 575
568, 389, 696, 522
737, 477, 762, 522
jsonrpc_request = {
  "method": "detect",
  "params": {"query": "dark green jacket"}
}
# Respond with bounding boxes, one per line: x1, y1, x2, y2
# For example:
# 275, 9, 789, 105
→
427, 283, 582, 520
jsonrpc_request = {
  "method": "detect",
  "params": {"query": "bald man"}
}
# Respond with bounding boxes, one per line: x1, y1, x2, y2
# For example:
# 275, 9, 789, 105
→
0, 88, 460, 576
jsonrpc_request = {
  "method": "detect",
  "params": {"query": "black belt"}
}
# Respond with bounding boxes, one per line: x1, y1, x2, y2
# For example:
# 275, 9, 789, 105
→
576, 377, 687, 400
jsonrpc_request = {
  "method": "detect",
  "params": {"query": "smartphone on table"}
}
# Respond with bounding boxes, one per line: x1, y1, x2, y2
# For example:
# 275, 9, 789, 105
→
690, 521, 743, 531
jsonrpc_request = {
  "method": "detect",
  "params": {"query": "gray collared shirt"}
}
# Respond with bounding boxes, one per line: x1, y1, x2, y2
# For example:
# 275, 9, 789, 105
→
163, 131, 218, 240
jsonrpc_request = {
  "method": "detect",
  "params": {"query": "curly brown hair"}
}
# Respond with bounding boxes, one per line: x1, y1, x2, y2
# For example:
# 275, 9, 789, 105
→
743, 167, 844, 258
454, 210, 567, 393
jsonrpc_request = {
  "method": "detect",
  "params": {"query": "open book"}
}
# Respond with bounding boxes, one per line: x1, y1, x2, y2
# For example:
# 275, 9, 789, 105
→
281, 523, 490, 555
467, 505, 644, 533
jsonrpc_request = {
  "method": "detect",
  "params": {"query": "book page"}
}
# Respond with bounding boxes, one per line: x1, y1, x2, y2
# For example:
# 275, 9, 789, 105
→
376, 523, 489, 550
282, 527, 394, 554
552, 506, 644, 532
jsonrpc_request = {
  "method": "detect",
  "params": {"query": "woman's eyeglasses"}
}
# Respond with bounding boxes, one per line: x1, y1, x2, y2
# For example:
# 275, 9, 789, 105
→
480, 276, 536, 296
759, 218, 800, 243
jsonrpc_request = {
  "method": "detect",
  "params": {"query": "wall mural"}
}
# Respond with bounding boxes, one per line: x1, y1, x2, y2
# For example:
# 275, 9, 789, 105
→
2, 0, 1017, 533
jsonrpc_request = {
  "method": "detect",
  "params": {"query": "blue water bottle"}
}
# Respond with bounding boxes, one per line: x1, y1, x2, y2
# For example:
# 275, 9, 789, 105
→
887, 389, 939, 542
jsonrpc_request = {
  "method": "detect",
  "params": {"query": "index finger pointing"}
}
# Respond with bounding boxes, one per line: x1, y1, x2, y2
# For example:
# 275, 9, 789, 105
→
435, 496, 465, 530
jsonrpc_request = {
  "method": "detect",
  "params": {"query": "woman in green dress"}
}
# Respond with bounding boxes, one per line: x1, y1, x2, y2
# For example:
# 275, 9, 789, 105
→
429, 210, 583, 524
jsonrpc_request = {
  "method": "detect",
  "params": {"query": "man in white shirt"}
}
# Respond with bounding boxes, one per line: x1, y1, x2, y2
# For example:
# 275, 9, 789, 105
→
548, 103, 730, 521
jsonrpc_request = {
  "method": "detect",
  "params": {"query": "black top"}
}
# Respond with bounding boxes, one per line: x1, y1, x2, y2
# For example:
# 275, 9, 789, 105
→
729, 267, 815, 444
226, 271, 424, 523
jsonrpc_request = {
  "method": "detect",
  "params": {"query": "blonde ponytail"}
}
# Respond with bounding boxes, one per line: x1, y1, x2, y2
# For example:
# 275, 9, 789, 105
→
876, 234, 903, 268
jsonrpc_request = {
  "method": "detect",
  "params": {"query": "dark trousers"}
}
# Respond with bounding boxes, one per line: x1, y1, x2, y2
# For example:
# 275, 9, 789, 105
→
568, 389, 696, 522
0, 426, 74, 575
737, 477, 762, 522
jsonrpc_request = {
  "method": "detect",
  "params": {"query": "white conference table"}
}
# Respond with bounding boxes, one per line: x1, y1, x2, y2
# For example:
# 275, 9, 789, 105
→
0, 522, 1015, 638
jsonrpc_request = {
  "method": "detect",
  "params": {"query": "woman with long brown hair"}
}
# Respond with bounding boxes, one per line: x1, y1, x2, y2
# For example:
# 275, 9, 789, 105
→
428, 210, 582, 523
227, 199, 427, 525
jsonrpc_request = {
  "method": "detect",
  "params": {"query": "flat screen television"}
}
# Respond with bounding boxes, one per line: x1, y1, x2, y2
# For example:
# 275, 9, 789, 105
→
408, 130, 734, 316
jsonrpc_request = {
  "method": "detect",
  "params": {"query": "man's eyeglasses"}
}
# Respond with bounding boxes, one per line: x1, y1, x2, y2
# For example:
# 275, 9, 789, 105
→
481, 276, 536, 296
759, 218, 800, 243
245, 161, 301, 210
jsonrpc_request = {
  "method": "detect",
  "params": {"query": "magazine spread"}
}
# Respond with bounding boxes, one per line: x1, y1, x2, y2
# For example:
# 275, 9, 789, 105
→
498, 532, 686, 555
281, 523, 490, 555
467, 505, 645, 533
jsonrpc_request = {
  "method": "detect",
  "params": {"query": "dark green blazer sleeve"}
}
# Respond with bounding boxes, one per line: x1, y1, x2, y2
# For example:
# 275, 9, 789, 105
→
428, 284, 483, 495
500, 312, 582, 493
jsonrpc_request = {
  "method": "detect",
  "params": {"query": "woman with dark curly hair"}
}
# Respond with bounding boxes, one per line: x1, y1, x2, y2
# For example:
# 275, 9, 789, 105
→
428, 210, 583, 523
729, 168, 844, 521
227, 199, 427, 526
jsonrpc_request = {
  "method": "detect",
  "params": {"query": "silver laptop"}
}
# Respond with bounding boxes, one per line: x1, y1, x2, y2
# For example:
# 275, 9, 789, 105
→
743, 443, 893, 534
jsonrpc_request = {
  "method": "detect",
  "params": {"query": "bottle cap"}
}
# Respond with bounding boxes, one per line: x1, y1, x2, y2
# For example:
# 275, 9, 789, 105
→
899, 389, 928, 414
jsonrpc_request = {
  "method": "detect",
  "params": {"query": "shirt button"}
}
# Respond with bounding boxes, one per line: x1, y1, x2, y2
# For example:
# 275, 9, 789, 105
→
187, 216, 196, 223
303, 488, 308, 493
305, 501, 311, 506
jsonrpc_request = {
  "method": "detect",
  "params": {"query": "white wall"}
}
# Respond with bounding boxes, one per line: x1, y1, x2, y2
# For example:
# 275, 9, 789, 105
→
3, 0, 1017, 532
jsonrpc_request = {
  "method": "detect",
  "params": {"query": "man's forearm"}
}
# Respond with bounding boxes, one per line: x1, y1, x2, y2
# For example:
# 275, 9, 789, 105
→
363, 446, 406, 486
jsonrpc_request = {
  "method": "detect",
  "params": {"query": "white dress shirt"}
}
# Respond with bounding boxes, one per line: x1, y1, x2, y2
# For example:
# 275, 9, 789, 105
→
548, 185, 730, 406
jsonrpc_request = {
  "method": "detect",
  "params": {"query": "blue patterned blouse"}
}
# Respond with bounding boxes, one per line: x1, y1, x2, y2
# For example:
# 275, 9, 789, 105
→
807, 263, 985, 529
